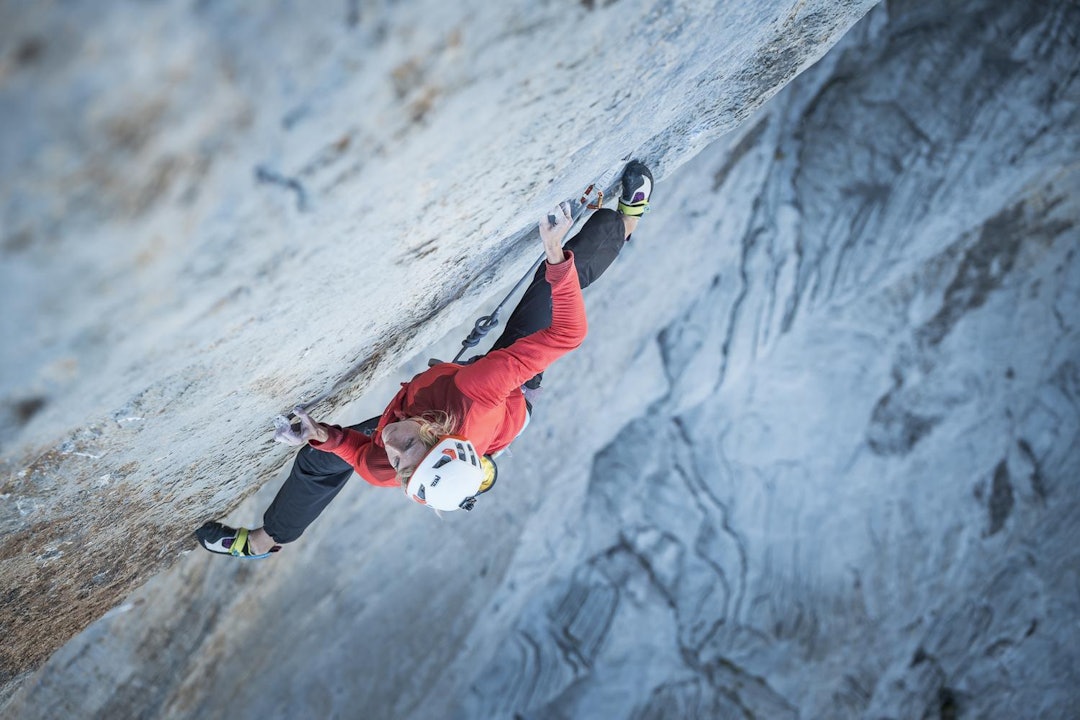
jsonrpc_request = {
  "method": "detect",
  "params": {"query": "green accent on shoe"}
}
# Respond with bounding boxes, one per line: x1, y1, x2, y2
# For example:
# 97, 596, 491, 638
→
617, 199, 650, 217
231, 527, 251, 556
195, 521, 279, 560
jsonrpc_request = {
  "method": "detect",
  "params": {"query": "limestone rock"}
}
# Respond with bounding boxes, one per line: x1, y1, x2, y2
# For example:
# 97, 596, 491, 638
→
0, 0, 876, 688
6, 0, 1080, 718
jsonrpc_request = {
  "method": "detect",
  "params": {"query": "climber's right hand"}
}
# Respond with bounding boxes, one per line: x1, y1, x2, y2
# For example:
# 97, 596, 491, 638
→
540, 201, 573, 264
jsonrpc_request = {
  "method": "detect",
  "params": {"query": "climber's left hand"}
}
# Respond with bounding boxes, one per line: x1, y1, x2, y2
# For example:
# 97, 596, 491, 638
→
273, 406, 330, 445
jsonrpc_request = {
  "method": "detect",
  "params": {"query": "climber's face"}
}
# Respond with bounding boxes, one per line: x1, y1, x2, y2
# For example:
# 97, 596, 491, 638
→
382, 420, 427, 473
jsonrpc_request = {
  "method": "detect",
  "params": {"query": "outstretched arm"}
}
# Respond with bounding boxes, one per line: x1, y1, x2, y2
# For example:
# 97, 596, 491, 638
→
310, 425, 399, 487
455, 203, 587, 404
275, 407, 398, 487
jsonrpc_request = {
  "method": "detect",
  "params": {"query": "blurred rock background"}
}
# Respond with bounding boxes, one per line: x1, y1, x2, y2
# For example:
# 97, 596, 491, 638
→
2, 0, 1078, 718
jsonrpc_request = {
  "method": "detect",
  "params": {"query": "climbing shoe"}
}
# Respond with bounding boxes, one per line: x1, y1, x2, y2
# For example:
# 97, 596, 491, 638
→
195, 521, 280, 559
617, 160, 654, 217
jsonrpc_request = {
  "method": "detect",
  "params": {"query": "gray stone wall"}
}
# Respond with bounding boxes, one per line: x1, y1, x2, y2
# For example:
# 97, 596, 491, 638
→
4, 0, 1080, 717
0, 0, 875, 687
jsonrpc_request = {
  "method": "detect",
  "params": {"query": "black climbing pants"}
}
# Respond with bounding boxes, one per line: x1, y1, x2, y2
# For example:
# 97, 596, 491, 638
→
262, 209, 628, 543
489, 208, 627, 351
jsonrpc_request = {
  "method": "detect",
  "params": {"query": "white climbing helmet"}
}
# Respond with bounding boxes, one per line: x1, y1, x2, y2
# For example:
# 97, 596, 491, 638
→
405, 435, 485, 512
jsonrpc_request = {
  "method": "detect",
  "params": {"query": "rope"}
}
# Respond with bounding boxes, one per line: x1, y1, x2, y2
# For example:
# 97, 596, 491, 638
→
452, 253, 545, 362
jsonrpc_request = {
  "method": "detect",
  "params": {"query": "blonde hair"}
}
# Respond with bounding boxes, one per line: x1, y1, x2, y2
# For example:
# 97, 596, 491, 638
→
394, 410, 458, 487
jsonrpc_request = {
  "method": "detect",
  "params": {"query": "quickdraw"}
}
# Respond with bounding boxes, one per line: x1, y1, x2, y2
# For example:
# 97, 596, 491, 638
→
580, 183, 604, 210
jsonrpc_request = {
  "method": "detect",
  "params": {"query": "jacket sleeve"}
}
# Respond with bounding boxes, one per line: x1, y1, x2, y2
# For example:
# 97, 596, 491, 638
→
455, 252, 587, 405
308, 425, 399, 488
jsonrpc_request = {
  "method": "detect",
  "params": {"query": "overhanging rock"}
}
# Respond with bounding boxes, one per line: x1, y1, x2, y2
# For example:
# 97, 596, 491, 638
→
0, 0, 877, 689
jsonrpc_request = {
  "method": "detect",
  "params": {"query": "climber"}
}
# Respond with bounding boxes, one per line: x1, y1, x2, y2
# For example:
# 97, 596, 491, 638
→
195, 160, 654, 558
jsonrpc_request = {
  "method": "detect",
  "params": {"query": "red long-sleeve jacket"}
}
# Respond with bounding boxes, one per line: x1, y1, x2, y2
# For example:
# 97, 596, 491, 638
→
309, 252, 587, 487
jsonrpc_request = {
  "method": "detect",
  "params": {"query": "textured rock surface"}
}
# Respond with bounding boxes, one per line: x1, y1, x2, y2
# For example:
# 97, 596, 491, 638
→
0, 0, 876, 687
447, 2, 1080, 717
6, 0, 1080, 717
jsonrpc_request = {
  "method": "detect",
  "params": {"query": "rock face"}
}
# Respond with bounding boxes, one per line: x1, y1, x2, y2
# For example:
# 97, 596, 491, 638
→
0, 0, 876, 689
445, 2, 1080, 717
4, 0, 1080, 718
